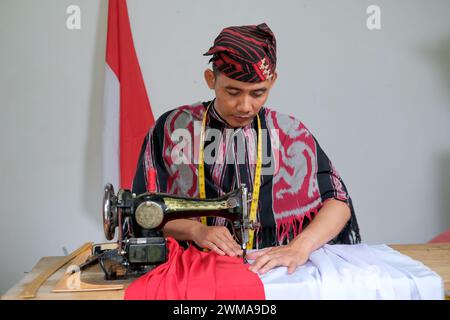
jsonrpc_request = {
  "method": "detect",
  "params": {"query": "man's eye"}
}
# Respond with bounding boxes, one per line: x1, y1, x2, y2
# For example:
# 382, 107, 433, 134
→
252, 92, 264, 98
227, 91, 240, 96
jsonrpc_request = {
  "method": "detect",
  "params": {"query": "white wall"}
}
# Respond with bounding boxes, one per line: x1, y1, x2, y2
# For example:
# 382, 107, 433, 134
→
1, 0, 449, 295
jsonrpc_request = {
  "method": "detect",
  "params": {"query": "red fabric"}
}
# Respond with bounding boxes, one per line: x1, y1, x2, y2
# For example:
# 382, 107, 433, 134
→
147, 168, 156, 192
106, 0, 154, 188
429, 228, 450, 243
124, 238, 266, 300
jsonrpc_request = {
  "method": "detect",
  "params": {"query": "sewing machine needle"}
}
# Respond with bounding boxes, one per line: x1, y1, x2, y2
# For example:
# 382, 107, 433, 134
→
243, 248, 248, 264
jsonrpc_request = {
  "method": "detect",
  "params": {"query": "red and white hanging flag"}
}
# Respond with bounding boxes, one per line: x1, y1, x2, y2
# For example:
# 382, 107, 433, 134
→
102, 0, 154, 189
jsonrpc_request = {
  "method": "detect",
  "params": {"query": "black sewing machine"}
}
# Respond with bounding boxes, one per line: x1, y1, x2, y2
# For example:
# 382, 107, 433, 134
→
95, 183, 257, 280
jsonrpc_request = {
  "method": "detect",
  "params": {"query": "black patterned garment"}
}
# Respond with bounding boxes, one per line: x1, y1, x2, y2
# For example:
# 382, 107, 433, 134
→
132, 101, 361, 249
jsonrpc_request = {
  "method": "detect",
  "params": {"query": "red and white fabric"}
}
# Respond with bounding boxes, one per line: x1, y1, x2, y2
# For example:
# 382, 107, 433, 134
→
102, 0, 154, 189
124, 238, 444, 300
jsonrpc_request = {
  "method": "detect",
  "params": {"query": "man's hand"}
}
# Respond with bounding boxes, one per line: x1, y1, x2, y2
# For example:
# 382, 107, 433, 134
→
191, 224, 243, 257
246, 199, 351, 274
246, 242, 310, 275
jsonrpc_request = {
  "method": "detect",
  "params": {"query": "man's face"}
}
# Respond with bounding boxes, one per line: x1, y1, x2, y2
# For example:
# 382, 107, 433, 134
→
204, 69, 277, 128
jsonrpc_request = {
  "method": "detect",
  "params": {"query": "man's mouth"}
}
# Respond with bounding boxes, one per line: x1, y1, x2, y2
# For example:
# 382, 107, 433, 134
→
232, 115, 252, 121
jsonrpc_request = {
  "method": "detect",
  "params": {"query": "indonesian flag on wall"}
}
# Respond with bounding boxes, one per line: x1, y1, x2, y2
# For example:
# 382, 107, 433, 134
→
102, 0, 154, 189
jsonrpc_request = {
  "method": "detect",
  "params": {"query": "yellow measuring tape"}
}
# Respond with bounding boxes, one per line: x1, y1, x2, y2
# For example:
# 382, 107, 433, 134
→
198, 103, 262, 250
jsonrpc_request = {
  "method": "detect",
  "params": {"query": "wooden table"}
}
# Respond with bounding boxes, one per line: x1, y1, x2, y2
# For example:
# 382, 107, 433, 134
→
2, 243, 450, 300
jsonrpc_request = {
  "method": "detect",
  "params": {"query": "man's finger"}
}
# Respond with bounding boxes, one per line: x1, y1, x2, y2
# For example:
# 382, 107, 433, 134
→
259, 258, 284, 274
248, 252, 272, 273
222, 229, 236, 243
217, 231, 243, 256
231, 241, 244, 256
221, 230, 243, 255
206, 241, 225, 256
246, 247, 271, 260
287, 262, 298, 274
213, 237, 238, 257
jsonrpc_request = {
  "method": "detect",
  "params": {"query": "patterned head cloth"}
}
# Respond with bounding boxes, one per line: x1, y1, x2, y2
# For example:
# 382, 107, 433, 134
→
203, 23, 277, 83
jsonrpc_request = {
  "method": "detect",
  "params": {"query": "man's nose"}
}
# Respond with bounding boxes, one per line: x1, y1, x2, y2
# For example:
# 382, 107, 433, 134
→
236, 95, 252, 114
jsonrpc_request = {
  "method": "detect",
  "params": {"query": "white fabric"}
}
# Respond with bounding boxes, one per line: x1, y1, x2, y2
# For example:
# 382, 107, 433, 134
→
256, 244, 444, 300
102, 63, 120, 188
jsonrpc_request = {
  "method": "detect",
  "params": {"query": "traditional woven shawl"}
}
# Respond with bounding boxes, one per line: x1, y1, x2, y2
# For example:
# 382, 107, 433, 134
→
132, 101, 360, 248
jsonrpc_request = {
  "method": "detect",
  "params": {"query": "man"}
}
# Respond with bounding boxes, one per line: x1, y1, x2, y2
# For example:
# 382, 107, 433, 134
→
132, 23, 360, 275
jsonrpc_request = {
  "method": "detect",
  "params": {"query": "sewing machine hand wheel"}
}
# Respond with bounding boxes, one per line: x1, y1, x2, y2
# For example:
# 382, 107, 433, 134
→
102, 183, 118, 240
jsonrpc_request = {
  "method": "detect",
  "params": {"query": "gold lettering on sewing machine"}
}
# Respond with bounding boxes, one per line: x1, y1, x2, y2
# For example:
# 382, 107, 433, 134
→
163, 198, 231, 211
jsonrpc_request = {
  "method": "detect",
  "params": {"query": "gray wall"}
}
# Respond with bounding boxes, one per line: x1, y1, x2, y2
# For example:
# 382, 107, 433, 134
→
1, 0, 449, 295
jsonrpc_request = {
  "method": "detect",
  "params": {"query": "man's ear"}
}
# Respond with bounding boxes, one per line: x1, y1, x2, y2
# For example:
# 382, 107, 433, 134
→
269, 71, 278, 87
204, 69, 216, 89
